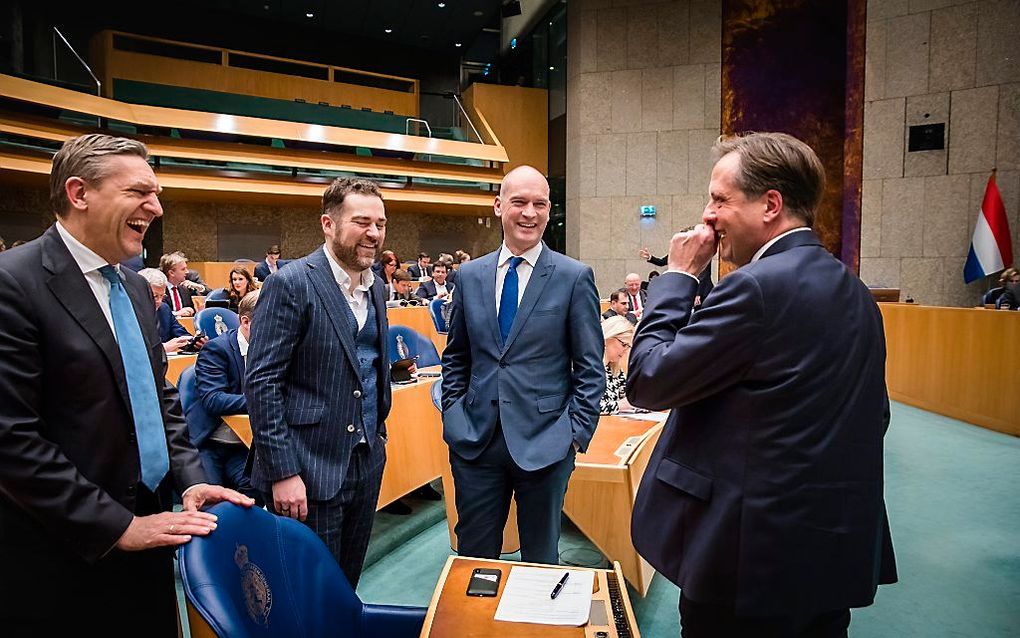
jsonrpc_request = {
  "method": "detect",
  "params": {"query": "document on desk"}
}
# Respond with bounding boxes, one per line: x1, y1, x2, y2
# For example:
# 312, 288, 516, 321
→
617, 410, 667, 422
494, 566, 594, 626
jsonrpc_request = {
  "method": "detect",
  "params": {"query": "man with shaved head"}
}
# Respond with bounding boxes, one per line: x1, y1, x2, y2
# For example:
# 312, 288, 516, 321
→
441, 165, 605, 564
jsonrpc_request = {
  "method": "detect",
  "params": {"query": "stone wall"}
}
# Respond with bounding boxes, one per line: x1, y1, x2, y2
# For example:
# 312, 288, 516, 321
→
861, 0, 1020, 305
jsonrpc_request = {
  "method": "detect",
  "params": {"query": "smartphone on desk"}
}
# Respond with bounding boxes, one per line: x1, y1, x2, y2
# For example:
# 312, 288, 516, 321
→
466, 568, 501, 597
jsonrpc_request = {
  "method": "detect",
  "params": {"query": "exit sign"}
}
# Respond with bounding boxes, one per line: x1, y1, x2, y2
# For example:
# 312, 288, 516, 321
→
639, 205, 657, 217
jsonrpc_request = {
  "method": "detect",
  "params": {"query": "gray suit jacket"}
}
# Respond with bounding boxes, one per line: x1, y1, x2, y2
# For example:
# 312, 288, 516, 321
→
441, 243, 605, 471
245, 247, 391, 501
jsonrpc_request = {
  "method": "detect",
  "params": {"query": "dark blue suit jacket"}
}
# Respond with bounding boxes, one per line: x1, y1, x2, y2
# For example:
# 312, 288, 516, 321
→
415, 279, 454, 300
157, 301, 190, 342
627, 229, 897, 617
254, 259, 291, 282
190, 329, 246, 447
245, 247, 391, 501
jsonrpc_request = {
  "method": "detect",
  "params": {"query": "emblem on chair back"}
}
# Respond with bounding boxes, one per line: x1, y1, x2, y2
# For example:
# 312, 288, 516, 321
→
235, 544, 272, 626
214, 314, 229, 336
396, 334, 409, 359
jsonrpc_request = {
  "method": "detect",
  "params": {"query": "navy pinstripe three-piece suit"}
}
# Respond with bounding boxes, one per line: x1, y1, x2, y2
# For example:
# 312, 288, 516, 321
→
245, 246, 391, 587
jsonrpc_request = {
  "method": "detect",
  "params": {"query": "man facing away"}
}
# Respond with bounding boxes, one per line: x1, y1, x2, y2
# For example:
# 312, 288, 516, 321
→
441, 165, 605, 564
245, 177, 391, 588
0, 134, 252, 636
626, 132, 896, 637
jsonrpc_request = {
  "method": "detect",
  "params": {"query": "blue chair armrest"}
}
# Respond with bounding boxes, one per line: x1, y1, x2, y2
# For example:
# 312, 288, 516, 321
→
359, 604, 427, 638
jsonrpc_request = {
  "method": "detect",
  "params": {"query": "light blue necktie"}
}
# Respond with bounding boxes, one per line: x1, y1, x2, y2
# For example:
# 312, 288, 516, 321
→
498, 256, 525, 344
99, 265, 169, 491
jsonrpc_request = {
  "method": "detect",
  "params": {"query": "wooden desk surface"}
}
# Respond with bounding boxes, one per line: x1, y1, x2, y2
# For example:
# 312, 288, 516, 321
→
165, 353, 197, 386
880, 303, 1019, 436
577, 415, 664, 467
178, 316, 195, 336
420, 556, 640, 638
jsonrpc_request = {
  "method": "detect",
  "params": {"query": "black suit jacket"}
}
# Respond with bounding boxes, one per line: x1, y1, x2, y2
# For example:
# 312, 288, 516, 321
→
408, 263, 432, 279
628, 230, 896, 617
168, 281, 196, 312
254, 259, 291, 282
0, 226, 206, 565
415, 279, 454, 300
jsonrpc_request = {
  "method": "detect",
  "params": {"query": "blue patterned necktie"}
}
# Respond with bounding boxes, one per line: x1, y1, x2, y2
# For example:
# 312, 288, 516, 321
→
98, 266, 169, 491
498, 256, 525, 344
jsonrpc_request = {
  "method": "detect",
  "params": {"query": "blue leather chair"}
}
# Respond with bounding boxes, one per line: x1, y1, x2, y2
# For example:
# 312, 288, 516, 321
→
430, 377, 442, 411
180, 502, 427, 638
196, 307, 240, 338
206, 288, 230, 302
428, 298, 448, 334
178, 365, 198, 411
387, 325, 440, 368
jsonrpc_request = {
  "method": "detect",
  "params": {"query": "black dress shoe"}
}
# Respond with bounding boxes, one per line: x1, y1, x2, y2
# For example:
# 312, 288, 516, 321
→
410, 485, 443, 501
380, 500, 412, 515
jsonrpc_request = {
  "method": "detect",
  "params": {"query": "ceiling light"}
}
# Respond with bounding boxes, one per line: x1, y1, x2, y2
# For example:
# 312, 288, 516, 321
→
384, 28, 393, 33
549, 66, 555, 70
438, 2, 446, 6
455, 42, 462, 47
306, 12, 314, 18
474, 10, 484, 17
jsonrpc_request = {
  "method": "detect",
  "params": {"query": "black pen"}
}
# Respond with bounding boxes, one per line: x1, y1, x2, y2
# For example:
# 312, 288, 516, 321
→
550, 571, 570, 599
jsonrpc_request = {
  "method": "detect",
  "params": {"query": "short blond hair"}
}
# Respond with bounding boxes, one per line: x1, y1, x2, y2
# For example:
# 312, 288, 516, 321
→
159, 251, 187, 275
50, 134, 149, 217
237, 290, 260, 320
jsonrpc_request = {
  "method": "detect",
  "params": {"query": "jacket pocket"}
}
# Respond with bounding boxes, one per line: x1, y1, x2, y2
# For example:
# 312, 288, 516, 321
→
656, 458, 713, 501
285, 405, 324, 426
537, 393, 567, 413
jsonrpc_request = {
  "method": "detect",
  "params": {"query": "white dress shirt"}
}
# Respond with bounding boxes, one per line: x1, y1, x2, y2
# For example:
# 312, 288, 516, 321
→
237, 329, 249, 360
751, 226, 812, 263
435, 282, 449, 298
495, 242, 543, 315
55, 221, 119, 338
323, 244, 374, 329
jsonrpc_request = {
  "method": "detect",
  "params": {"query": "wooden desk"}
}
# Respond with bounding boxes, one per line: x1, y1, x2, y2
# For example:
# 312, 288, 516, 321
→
190, 261, 254, 292
880, 303, 1019, 436
564, 414, 665, 596
420, 556, 640, 638
178, 316, 195, 335
165, 353, 197, 386
387, 305, 447, 355
221, 372, 448, 509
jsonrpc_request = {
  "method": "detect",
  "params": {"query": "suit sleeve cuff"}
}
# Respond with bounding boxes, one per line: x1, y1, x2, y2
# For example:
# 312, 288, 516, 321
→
665, 269, 700, 285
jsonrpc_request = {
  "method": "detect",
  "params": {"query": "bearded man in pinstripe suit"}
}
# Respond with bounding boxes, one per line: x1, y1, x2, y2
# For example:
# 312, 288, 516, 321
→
245, 177, 391, 587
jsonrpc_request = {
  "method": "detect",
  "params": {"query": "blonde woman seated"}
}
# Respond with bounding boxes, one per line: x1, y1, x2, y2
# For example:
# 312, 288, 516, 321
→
600, 315, 635, 415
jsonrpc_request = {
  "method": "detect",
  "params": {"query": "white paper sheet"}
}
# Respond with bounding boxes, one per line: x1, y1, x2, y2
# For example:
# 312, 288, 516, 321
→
616, 410, 667, 422
494, 566, 594, 626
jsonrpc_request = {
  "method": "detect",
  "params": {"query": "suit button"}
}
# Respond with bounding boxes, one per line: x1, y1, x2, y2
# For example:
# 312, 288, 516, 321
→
353, 390, 362, 398
347, 424, 356, 433
126, 485, 136, 497
499, 362, 507, 369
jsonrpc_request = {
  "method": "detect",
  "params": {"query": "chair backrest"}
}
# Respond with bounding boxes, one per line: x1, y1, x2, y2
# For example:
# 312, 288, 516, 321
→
428, 298, 448, 334
429, 377, 442, 411
179, 503, 362, 638
207, 288, 230, 301
388, 325, 440, 368
196, 308, 240, 337
178, 365, 198, 412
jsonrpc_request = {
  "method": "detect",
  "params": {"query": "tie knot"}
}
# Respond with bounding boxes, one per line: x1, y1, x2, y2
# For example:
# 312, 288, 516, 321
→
508, 256, 525, 270
98, 265, 121, 285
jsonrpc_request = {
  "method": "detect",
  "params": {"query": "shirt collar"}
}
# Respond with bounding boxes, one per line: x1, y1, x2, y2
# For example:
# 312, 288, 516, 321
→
323, 244, 375, 292
498, 241, 543, 268
751, 227, 812, 263
237, 329, 249, 357
55, 220, 117, 278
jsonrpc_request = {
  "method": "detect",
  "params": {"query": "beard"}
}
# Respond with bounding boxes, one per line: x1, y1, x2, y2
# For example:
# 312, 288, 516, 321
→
332, 236, 376, 271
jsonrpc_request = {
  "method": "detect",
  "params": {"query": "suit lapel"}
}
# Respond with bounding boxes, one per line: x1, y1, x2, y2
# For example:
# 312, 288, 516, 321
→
41, 226, 131, 409
478, 251, 503, 348
503, 244, 555, 353
304, 249, 359, 373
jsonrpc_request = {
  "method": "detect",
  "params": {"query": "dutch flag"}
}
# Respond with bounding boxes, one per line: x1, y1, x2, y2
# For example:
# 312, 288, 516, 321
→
963, 172, 1013, 284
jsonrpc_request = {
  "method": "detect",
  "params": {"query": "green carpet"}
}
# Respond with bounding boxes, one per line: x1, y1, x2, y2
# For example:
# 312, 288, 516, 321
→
179, 402, 1020, 636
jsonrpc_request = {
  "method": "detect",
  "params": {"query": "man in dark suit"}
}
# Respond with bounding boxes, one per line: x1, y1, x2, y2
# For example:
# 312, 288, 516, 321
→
601, 289, 638, 325
191, 289, 260, 501
623, 272, 648, 317
0, 134, 253, 636
441, 165, 605, 564
408, 251, 432, 279
626, 132, 896, 637
415, 261, 454, 300
138, 267, 205, 354
246, 177, 391, 587
254, 244, 290, 282
160, 251, 196, 317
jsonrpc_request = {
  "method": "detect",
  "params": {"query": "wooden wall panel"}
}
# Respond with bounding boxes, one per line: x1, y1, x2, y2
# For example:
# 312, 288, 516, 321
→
464, 84, 548, 174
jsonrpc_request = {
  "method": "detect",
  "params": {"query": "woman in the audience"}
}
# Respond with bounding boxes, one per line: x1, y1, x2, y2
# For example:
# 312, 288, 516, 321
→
599, 315, 635, 415
985, 267, 1019, 306
373, 250, 399, 286
225, 266, 257, 312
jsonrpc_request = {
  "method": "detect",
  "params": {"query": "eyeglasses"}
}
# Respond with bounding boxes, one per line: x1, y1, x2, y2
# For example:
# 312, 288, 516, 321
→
613, 337, 632, 349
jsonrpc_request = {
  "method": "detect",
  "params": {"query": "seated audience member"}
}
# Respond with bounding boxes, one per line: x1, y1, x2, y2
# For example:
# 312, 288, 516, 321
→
0, 235, 5, 251
986, 267, 1019, 305
408, 252, 432, 279
138, 268, 206, 353
388, 268, 417, 302
599, 315, 635, 415
623, 273, 648, 317
997, 281, 1019, 310
185, 266, 211, 295
160, 251, 197, 317
225, 266, 257, 312
453, 249, 472, 266
373, 250, 399, 285
416, 262, 454, 300
191, 290, 261, 502
642, 270, 660, 290
602, 290, 638, 325
254, 244, 289, 282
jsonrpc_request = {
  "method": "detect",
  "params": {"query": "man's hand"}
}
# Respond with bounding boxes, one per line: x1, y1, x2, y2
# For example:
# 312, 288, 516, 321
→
639, 247, 651, 261
272, 475, 308, 521
115, 510, 219, 551
163, 336, 191, 354
175, 307, 195, 318
667, 224, 717, 276
192, 336, 209, 351
182, 483, 256, 512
